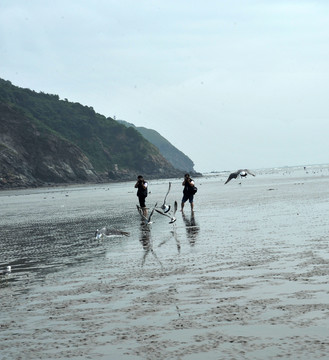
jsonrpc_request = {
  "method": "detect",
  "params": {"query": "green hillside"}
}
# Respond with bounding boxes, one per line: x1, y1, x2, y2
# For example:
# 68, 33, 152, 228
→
117, 120, 195, 172
0, 78, 178, 177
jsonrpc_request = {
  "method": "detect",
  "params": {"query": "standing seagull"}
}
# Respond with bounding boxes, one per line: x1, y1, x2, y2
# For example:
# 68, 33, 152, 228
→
137, 202, 158, 226
0, 266, 11, 276
160, 182, 172, 213
155, 201, 178, 224
224, 169, 256, 184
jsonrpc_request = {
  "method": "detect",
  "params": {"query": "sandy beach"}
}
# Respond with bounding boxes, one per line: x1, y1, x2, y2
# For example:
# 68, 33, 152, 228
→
1, 165, 329, 359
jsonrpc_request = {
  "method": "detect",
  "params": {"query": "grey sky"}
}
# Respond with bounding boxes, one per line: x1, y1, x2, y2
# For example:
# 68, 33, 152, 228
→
1, 0, 328, 172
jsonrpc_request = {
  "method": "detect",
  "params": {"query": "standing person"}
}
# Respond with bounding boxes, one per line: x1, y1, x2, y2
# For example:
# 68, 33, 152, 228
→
135, 175, 148, 216
181, 173, 196, 212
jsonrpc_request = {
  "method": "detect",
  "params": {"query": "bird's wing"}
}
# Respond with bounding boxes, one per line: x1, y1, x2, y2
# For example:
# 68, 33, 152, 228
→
136, 204, 142, 214
162, 182, 171, 205
107, 228, 130, 236
224, 173, 237, 184
136, 205, 148, 222
104, 227, 114, 235
155, 209, 172, 219
148, 202, 158, 222
136, 205, 143, 217
244, 169, 256, 176
115, 230, 130, 236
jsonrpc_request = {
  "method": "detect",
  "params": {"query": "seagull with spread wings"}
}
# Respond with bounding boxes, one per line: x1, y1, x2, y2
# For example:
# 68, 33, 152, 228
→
224, 169, 256, 184
155, 200, 178, 224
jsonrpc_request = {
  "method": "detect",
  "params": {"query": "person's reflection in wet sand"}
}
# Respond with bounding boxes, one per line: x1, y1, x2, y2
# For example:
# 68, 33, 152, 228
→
139, 225, 163, 268
182, 212, 200, 247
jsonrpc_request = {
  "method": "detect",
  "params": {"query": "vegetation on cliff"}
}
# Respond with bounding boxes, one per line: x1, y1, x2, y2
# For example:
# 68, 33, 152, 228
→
117, 120, 195, 172
0, 78, 185, 188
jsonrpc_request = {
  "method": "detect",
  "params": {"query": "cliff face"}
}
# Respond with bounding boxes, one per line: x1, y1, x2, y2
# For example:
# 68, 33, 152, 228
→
0, 78, 188, 189
117, 120, 196, 173
0, 103, 99, 189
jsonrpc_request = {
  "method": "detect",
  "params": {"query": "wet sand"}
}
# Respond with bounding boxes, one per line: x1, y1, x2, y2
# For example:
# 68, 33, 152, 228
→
1, 165, 329, 359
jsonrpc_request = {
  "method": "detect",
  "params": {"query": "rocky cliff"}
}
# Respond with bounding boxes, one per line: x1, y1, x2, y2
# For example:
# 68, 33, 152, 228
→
0, 79, 187, 189
117, 120, 195, 172
0, 103, 99, 188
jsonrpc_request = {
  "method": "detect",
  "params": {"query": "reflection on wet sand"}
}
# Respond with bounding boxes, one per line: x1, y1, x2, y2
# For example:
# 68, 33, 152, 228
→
2, 168, 329, 359
157, 225, 181, 254
171, 227, 181, 253
182, 211, 200, 246
139, 225, 163, 268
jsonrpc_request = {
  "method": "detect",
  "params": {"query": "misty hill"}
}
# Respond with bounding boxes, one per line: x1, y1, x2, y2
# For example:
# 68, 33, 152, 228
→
0, 78, 184, 189
117, 120, 195, 172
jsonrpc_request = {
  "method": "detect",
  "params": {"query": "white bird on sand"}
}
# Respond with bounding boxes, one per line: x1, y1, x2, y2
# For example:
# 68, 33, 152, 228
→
137, 202, 158, 226
224, 169, 256, 184
0, 266, 11, 276
155, 200, 178, 224
160, 182, 172, 213
95, 227, 130, 239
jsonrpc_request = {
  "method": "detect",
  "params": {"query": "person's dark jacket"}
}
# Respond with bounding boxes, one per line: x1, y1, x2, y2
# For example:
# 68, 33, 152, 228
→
137, 181, 148, 198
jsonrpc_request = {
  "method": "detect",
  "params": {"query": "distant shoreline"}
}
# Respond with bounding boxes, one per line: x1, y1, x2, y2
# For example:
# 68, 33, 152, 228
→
0, 172, 204, 192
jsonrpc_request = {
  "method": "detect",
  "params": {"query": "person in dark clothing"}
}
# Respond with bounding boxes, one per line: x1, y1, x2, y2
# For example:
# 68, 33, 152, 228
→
181, 173, 195, 212
135, 175, 148, 216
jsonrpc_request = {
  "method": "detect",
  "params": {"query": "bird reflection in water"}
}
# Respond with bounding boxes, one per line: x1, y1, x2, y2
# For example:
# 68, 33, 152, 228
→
158, 225, 181, 254
172, 227, 180, 253
182, 212, 200, 246
139, 225, 163, 268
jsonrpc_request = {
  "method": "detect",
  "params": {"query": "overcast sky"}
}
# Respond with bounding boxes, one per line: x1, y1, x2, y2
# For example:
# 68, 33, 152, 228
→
1, 0, 328, 173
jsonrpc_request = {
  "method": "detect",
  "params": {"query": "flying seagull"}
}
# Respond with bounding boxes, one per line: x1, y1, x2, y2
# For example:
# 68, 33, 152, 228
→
0, 266, 11, 276
224, 169, 256, 184
160, 182, 172, 213
137, 202, 158, 226
155, 200, 178, 224
95, 227, 130, 239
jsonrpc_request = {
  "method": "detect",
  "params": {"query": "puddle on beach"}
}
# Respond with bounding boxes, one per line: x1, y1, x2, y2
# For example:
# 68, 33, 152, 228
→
1, 166, 329, 359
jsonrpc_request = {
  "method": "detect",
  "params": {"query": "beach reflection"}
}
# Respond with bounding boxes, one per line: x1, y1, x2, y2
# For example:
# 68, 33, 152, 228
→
157, 225, 181, 254
139, 225, 163, 268
182, 212, 200, 246
171, 227, 181, 254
